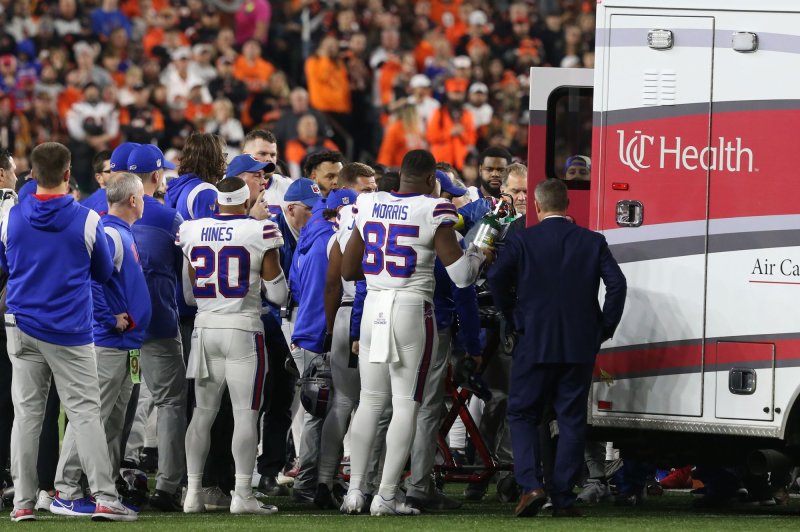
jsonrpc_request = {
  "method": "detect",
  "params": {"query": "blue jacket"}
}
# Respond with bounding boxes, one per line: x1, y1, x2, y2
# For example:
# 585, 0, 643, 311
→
433, 257, 482, 355
93, 214, 152, 349
0, 195, 113, 345
291, 210, 333, 352
458, 197, 492, 234
82, 188, 109, 214
18, 179, 36, 202
488, 217, 627, 366
132, 195, 183, 340
262, 212, 297, 322
164, 173, 217, 317
350, 280, 366, 340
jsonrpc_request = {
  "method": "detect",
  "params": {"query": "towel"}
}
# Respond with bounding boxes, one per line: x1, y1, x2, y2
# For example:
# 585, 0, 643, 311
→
369, 290, 399, 364
186, 328, 210, 380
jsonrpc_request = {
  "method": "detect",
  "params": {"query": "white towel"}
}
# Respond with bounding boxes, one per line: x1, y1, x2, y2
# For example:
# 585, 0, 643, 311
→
186, 328, 210, 380
369, 290, 399, 364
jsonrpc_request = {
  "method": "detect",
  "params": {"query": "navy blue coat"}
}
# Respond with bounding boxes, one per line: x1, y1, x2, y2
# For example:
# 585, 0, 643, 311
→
487, 216, 626, 365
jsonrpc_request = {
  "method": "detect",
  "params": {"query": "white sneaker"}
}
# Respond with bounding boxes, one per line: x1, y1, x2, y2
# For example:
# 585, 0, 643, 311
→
35, 491, 54, 512
183, 489, 205, 513
91, 499, 138, 522
276, 472, 295, 486
340, 489, 366, 515
203, 486, 232, 511
369, 494, 420, 516
229, 491, 278, 515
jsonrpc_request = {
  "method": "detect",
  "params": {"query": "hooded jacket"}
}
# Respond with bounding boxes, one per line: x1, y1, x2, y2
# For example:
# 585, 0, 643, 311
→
92, 214, 152, 349
291, 209, 334, 353
0, 195, 114, 345
132, 195, 183, 340
164, 173, 217, 317
82, 188, 109, 214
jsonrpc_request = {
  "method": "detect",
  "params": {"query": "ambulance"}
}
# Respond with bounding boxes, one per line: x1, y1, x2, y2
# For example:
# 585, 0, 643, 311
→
528, 0, 800, 464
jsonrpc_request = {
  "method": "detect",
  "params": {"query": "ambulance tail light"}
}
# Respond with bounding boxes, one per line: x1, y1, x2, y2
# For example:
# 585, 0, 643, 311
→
598, 400, 613, 411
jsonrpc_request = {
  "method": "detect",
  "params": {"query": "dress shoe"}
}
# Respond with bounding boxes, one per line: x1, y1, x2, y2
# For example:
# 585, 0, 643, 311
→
514, 488, 547, 517
553, 505, 582, 517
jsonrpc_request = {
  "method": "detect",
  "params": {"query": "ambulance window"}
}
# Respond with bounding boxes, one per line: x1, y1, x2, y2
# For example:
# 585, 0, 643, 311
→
546, 87, 593, 190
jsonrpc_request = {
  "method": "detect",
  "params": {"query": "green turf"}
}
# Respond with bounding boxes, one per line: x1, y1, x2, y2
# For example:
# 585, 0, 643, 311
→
5, 489, 800, 530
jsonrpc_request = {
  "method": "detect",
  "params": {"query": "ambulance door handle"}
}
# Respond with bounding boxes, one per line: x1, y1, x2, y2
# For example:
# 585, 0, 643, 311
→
729, 367, 756, 395
616, 200, 643, 227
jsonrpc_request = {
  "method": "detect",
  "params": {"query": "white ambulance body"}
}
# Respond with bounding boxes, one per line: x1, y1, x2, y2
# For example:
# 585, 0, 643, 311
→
529, 0, 800, 456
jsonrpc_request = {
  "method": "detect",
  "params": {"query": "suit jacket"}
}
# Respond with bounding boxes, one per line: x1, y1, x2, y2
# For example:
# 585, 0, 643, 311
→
487, 216, 626, 365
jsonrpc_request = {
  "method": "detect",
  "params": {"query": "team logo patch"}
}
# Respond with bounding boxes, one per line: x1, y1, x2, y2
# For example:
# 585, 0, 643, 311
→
342, 197, 350, 204
156, 159, 162, 168
129, 164, 137, 171
311, 183, 321, 194
374, 312, 387, 325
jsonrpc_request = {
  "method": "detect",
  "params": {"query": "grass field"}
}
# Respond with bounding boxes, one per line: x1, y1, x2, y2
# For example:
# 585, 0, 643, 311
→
4, 488, 800, 530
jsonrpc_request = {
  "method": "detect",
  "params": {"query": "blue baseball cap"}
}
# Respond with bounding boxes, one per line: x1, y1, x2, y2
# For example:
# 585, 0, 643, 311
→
127, 144, 176, 173
326, 188, 358, 210
565, 155, 591, 172
284, 178, 322, 208
436, 170, 466, 197
109, 142, 140, 171
226, 154, 275, 178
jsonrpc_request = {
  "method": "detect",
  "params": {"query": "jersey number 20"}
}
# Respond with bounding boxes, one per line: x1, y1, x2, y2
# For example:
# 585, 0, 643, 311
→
362, 222, 419, 278
191, 246, 250, 298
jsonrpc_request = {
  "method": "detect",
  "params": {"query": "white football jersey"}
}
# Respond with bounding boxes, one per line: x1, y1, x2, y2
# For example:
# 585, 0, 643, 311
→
262, 173, 293, 219
353, 191, 458, 300
332, 204, 357, 301
177, 215, 284, 327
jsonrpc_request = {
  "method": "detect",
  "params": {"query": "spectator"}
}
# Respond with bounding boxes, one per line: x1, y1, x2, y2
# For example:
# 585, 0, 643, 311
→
184, 85, 214, 129
305, 35, 351, 128
205, 98, 245, 158
407, 74, 440, 130
161, 47, 211, 106
465, 82, 493, 130
161, 101, 194, 153
285, 114, 339, 179
53, 0, 83, 39
426, 77, 476, 171
233, 39, 275, 95
24, 89, 67, 152
65, 82, 119, 193
74, 41, 113, 89
91, 0, 132, 41
208, 55, 249, 110
234, 0, 271, 46
190, 44, 217, 85
273, 87, 330, 149
120, 84, 165, 146
377, 103, 427, 169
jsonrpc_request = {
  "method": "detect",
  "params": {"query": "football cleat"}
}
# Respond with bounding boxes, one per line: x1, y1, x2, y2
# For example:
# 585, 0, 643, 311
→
340, 489, 366, 515
183, 489, 205, 513
370, 494, 421, 516
230, 491, 278, 515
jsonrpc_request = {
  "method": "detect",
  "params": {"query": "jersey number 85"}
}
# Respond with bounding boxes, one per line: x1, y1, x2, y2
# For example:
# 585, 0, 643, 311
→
362, 222, 419, 278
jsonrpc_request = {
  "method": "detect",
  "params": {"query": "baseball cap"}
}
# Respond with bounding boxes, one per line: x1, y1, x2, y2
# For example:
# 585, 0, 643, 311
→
226, 154, 275, 178
284, 178, 322, 208
326, 188, 358, 210
109, 142, 141, 171
468, 10, 488, 26
172, 47, 191, 61
127, 144, 176, 173
453, 55, 472, 69
436, 170, 466, 197
564, 155, 591, 172
469, 82, 488, 94
409, 74, 431, 89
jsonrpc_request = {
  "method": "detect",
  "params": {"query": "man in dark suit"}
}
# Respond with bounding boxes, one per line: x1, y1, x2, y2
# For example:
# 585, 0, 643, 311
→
487, 178, 626, 517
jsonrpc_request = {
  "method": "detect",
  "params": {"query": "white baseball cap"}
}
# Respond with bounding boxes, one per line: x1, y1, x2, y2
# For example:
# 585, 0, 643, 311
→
469, 10, 488, 26
409, 74, 431, 89
469, 82, 489, 94
453, 55, 472, 69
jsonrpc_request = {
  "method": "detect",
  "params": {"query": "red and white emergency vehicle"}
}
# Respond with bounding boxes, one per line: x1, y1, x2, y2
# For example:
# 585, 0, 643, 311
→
529, 0, 800, 463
